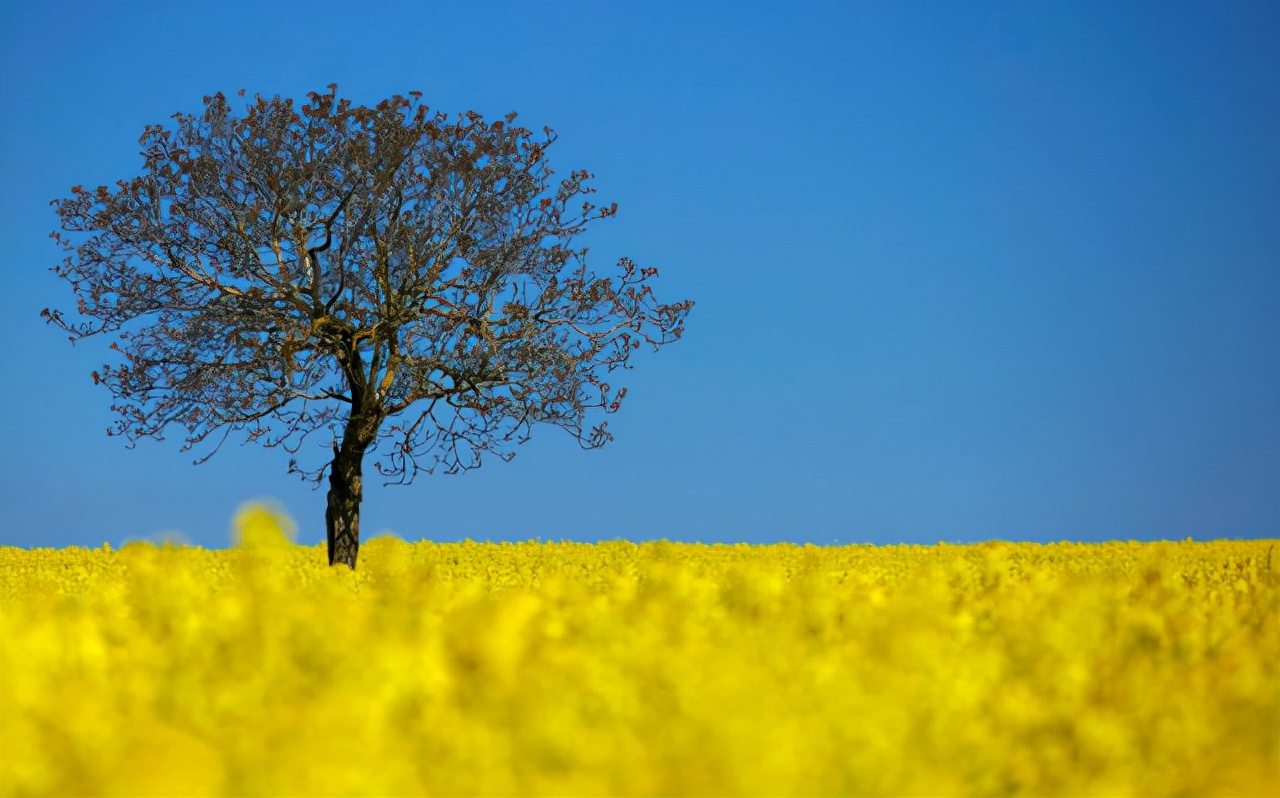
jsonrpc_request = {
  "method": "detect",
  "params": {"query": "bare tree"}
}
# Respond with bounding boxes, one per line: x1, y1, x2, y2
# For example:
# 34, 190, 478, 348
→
45, 86, 693, 568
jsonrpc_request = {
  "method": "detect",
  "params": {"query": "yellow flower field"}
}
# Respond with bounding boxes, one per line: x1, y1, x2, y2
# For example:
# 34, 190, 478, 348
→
1, 505, 1277, 796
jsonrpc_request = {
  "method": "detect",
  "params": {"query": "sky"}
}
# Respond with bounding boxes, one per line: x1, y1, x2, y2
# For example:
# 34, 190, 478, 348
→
1, 0, 1276, 550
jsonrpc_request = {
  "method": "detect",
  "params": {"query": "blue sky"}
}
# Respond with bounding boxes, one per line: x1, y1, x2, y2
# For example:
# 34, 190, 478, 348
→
1, 0, 1276, 549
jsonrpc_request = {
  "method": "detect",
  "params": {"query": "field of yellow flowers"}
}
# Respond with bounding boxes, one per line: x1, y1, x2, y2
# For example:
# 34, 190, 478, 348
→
1, 505, 1277, 797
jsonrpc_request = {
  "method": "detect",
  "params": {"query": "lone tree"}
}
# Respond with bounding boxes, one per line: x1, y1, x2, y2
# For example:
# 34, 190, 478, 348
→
45, 86, 692, 568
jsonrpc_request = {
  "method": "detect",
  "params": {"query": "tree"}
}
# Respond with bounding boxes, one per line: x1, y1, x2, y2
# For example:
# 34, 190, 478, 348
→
44, 86, 693, 569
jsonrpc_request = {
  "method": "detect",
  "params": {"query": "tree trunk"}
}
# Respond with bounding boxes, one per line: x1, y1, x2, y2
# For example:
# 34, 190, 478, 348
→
325, 410, 380, 569
322, 350, 381, 568
325, 441, 365, 569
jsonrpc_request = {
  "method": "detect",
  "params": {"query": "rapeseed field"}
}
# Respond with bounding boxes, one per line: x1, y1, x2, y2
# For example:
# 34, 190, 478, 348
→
1, 505, 1276, 796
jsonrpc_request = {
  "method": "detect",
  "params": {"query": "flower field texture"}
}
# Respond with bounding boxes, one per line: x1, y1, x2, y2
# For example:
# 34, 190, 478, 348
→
1, 507, 1277, 797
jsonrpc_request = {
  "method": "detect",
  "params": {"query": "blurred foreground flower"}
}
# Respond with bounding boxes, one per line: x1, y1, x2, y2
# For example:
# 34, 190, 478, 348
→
232, 501, 296, 549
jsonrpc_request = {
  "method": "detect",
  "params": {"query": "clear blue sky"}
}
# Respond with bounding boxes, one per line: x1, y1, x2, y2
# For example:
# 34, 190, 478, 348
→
1, 0, 1276, 549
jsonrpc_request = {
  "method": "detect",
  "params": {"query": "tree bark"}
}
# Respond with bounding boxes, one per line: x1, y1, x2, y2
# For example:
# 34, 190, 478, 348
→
325, 411, 380, 569
325, 442, 365, 568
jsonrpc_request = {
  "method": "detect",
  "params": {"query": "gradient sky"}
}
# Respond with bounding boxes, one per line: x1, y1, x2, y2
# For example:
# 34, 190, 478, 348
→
1, 0, 1276, 549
